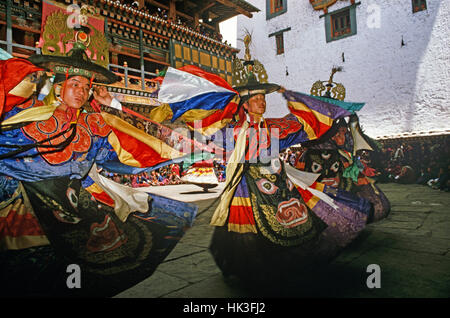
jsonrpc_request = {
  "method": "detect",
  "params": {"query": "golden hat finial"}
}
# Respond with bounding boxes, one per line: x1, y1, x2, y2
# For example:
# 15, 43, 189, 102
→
243, 34, 252, 62
232, 30, 270, 87
310, 66, 346, 101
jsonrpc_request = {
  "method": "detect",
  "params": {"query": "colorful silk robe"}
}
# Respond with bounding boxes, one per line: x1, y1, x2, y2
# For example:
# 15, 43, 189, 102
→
206, 91, 370, 248
0, 97, 187, 250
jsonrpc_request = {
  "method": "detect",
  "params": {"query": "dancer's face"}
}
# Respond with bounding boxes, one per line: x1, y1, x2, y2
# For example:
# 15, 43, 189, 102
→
304, 149, 342, 187
244, 94, 266, 115
61, 76, 90, 109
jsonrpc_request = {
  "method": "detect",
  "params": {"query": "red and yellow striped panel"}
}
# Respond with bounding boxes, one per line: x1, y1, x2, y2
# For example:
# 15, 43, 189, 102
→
85, 182, 115, 207
288, 101, 334, 140
228, 196, 257, 234
185, 97, 239, 135
0, 198, 49, 250
295, 181, 326, 210
102, 112, 184, 168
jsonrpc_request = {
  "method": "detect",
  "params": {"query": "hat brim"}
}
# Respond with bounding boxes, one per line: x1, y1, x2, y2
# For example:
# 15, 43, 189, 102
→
234, 83, 280, 97
28, 54, 120, 84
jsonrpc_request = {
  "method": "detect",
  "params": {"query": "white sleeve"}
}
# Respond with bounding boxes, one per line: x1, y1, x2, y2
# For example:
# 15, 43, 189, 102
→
110, 98, 122, 111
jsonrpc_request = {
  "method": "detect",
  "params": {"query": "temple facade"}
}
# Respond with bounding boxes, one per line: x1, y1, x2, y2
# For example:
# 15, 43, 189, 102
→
0, 0, 258, 116
236, 0, 449, 140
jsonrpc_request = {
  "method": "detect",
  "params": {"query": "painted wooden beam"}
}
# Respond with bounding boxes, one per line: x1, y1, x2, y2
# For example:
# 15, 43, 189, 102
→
215, 0, 252, 18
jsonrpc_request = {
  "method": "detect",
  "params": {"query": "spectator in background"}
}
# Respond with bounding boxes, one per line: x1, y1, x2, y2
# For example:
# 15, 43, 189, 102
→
432, 164, 450, 191
171, 163, 180, 177
416, 166, 434, 185
393, 145, 404, 162
394, 165, 416, 184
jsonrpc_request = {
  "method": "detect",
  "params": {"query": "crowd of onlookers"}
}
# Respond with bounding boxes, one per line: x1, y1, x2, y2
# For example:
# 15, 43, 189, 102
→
214, 159, 226, 183
100, 163, 183, 187
100, 159, 227, 188
373, 137, 450, 191
278, 136, 450, 192
112, 0, 227, 45
98, 135, 449, 192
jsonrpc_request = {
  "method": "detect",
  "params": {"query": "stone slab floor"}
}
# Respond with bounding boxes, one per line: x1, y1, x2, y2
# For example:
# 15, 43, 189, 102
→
115, 183, 450, 298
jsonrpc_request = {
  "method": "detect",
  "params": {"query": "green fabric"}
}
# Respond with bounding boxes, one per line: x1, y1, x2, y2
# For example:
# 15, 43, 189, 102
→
182, 151, 215, 170
343, 163, 360, 182
308, 94, 365, 113
343, 157, 364, 182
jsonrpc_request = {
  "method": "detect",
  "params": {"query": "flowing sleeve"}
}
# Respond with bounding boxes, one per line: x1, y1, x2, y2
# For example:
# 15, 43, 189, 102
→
149, 65, 240, 137
94, 105, 217, 175
94, 112, 186, 174
265, 90, 357, 150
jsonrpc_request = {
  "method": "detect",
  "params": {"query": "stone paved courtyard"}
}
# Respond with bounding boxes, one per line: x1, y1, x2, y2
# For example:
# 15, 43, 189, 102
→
115, 183, 450, 298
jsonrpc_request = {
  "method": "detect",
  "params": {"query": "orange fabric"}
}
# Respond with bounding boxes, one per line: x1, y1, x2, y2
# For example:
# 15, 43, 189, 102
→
22, 110, 111, 165
357, 177, 370, 185
0, 58, 43, 116
295, 161, 305, 170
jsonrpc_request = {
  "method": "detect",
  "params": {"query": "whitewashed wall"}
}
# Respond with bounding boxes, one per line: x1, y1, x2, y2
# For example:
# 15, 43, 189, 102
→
236, 0, 450, 138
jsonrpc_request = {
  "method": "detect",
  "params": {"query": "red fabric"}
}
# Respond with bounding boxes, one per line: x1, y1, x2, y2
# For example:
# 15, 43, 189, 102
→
265, 117, 303, 139
0, 207, 45, 238
120, 105, 216, 154
150, 76, 164, 85
171, 164, 180, 176
185, 96, 239, 131
179, 65, 237, 93
110, 126, 169, 168
296, 186, 314, 204
0, 58, 43, 116
192, 159, 214, 168
289, 107, 332, 139
228, 205, 255, 227
91, 191, 115, 207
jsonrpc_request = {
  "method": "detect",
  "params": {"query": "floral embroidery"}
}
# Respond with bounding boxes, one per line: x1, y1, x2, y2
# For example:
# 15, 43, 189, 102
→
266, 118, 303, 139
22, 109, 111, 165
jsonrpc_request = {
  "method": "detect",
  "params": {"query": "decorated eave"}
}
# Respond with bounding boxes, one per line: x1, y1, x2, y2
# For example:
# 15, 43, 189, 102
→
185, 0, 261, 22
375, 130, 450, 141
146, 0, 260, 23
310, 0, 356, 14
100, 0, 259, 53
100, 0, 239, 55
32, 0, 256, 56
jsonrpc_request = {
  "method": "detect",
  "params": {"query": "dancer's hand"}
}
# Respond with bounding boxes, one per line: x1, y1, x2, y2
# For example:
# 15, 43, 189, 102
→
93, 86, 113, 106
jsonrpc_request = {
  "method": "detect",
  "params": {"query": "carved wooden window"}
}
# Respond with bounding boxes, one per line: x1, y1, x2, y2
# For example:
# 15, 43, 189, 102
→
269, 27, 290, 55
273, 0, 283, 12
266, 0, 287, 20
275, 33, 284, 55
324, 3, 359, 43
412, 0, 427, 13
331, 9, 352, 38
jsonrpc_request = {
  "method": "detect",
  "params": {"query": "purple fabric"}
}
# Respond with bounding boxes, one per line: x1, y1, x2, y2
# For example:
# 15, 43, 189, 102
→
325, 187, 372, 218
283, 90, 352, 119
233, 176, 249, 198
312, 200, 367, 247
357, 184, 390, 222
